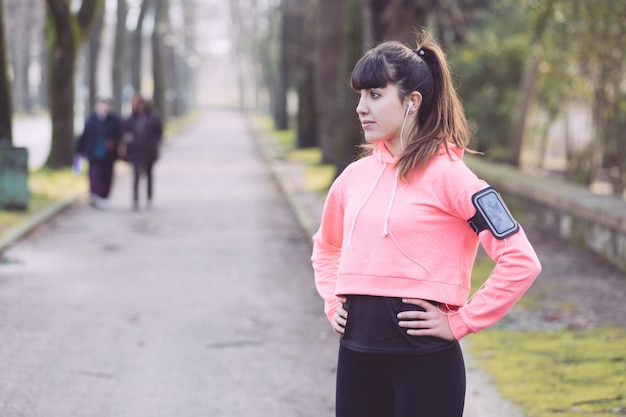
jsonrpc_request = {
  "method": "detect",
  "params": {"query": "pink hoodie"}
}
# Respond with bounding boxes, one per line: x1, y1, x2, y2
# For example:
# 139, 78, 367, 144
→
311, 143, 541, 340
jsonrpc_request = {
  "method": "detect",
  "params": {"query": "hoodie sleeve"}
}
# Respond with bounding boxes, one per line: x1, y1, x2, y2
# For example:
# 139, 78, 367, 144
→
428, 159, 542, 340
311, 177, 346, 324
448, 200, 542, 340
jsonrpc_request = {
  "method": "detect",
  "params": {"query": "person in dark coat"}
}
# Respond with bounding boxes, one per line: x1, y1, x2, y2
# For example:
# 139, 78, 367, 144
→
121, 93, 163, 210
75, 98, 122, 208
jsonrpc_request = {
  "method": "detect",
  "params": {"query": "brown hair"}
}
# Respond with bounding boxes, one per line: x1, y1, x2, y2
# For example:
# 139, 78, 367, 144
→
350, 30, 473, 181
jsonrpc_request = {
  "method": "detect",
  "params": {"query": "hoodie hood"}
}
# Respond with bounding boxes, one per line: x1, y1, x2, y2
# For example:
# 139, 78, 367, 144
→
376, 142, 398, 164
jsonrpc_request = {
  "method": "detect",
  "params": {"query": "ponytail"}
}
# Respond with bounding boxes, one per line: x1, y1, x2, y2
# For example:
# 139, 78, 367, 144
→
396, 30, 472, 180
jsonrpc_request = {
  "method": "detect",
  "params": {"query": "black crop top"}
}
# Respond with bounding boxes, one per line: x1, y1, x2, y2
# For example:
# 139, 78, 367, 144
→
340, 295, 457, 355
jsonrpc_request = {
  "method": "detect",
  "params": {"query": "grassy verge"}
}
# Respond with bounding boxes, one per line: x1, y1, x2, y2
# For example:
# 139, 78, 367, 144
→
256, 115, 335, 198
469, 239, 626, 416
0, 168, 86, 238
469, 325, 625, 416
258, 114, 626, 417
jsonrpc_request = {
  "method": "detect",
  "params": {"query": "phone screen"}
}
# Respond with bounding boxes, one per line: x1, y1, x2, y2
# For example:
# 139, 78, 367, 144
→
470, 187, 519, 239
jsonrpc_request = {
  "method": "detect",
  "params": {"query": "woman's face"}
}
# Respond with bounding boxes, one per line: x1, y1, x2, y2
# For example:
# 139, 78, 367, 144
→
356, 83, 408, 155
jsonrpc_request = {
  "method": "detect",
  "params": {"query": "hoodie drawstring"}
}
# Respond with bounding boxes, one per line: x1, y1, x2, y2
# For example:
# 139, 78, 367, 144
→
381, 173, 399, 237
347, 145, 404, 248
347, 162, 387, 249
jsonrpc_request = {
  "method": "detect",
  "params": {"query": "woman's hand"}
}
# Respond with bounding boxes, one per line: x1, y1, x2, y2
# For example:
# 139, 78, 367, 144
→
332, 296, 348, 334
122, 132, 134, 144
397, 298, 455, 341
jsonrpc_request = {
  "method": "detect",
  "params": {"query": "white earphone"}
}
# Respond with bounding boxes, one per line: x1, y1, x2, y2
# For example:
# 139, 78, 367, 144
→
405, 101, 413, 116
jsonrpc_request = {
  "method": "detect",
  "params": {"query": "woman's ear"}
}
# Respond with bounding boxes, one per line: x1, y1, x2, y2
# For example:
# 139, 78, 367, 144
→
409, 92, 423, 112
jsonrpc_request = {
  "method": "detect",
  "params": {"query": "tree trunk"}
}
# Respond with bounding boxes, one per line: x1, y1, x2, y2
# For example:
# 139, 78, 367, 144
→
508, 53, 540, 167
8, 0, 35, 113
363, 0, 429, 47
38, 31, 48, 109
180, 0, 195, 113
296, 59, 317, 148
0, 0, 13, 143
7, 0, 20, 113
164, 44, 178, 117
509, 0, 553, 167
112, 0, 128, 112
228, 0, 246, 111
87, 11, 104, 110
45, 19, 78, 167
291, 1, 317, 148
131, 0, 150, 92
151, 0, 166, 116
334, 0, 362, 174
314, 0, 344, 165
20, 0, 34, 113
44, 0, 104, 168
273, 0, 289, 130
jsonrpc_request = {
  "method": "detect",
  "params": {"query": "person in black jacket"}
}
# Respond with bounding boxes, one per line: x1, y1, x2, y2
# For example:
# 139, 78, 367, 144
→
75, 98, 122, 209
121, 93, 163, 210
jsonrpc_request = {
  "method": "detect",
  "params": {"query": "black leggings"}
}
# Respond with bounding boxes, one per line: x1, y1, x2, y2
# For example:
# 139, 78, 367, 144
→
336, 344, 466, 417
132, 161, 154, 203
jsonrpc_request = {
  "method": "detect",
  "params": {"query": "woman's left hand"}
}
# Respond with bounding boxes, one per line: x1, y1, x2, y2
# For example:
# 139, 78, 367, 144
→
397, 298, 455, 341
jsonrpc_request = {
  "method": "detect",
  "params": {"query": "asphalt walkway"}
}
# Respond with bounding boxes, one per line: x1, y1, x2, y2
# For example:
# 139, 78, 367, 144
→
0, 111, 337, 416
0, 110, 523, 416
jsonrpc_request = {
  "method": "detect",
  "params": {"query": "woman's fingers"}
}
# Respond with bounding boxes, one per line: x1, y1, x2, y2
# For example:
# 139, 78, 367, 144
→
397, 298, 455, 340
332, 306, 348, 334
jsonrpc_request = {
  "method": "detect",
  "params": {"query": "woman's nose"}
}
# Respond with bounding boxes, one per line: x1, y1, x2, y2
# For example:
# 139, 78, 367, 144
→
356, 97, 367, 115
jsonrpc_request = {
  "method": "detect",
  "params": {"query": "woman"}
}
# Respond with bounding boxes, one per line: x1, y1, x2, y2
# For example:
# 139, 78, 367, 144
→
122, 93, 163, 210
75, 98, 122, 209
311, 31, 541, 417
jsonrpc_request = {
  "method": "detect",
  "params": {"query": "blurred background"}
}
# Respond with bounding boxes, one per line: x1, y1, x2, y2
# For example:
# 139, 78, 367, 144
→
0, 0, 624, 195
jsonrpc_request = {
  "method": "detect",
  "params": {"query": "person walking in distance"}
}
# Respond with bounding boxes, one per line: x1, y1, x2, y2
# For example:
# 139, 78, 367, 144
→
122, 93, 163, 210
75, 98, 122, 209
311, 30, 542, 417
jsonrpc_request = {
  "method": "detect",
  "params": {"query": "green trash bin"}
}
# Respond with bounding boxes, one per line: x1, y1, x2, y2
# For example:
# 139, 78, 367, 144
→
0, 145, 29, 210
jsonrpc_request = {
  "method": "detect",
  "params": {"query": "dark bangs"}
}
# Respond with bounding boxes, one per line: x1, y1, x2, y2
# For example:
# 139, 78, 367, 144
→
350, 53, 394, 91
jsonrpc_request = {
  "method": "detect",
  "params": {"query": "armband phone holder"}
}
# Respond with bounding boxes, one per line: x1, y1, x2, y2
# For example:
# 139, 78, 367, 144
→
468, 187, 519, 240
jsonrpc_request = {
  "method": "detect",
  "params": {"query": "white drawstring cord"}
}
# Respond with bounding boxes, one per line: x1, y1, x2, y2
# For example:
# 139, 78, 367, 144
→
381, 174, 399, 237
346, 162, 387, 249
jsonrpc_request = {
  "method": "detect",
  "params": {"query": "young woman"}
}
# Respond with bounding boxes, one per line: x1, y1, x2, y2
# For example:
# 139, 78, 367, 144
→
122, 93, 163, 210
75, 98, 122, 209
311, 31, 542, 417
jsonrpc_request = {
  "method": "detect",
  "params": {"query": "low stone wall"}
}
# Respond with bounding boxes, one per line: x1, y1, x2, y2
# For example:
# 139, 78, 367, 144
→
465, 155, 626, 273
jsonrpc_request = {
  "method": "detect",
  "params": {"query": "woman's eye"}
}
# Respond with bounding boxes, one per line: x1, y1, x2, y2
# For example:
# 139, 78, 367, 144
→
370, 91, 380, 99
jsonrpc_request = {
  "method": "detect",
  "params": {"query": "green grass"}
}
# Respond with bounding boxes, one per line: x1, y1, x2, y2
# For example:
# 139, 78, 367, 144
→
468, 327, 626, 416
469, 254, 626, 417
0, 168, 86, 238
163, 110, 202, 138
254, 115, 626, 417
257, 114, 335, 197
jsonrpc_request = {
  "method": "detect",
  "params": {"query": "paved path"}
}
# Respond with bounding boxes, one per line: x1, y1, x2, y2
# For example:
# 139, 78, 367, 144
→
0, 111, 337, 416
1, 110, 524, 416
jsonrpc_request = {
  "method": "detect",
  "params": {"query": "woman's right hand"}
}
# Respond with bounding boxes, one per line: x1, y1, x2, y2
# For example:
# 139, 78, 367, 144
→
122, 132, 134, 144
332, 296, 348, 334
